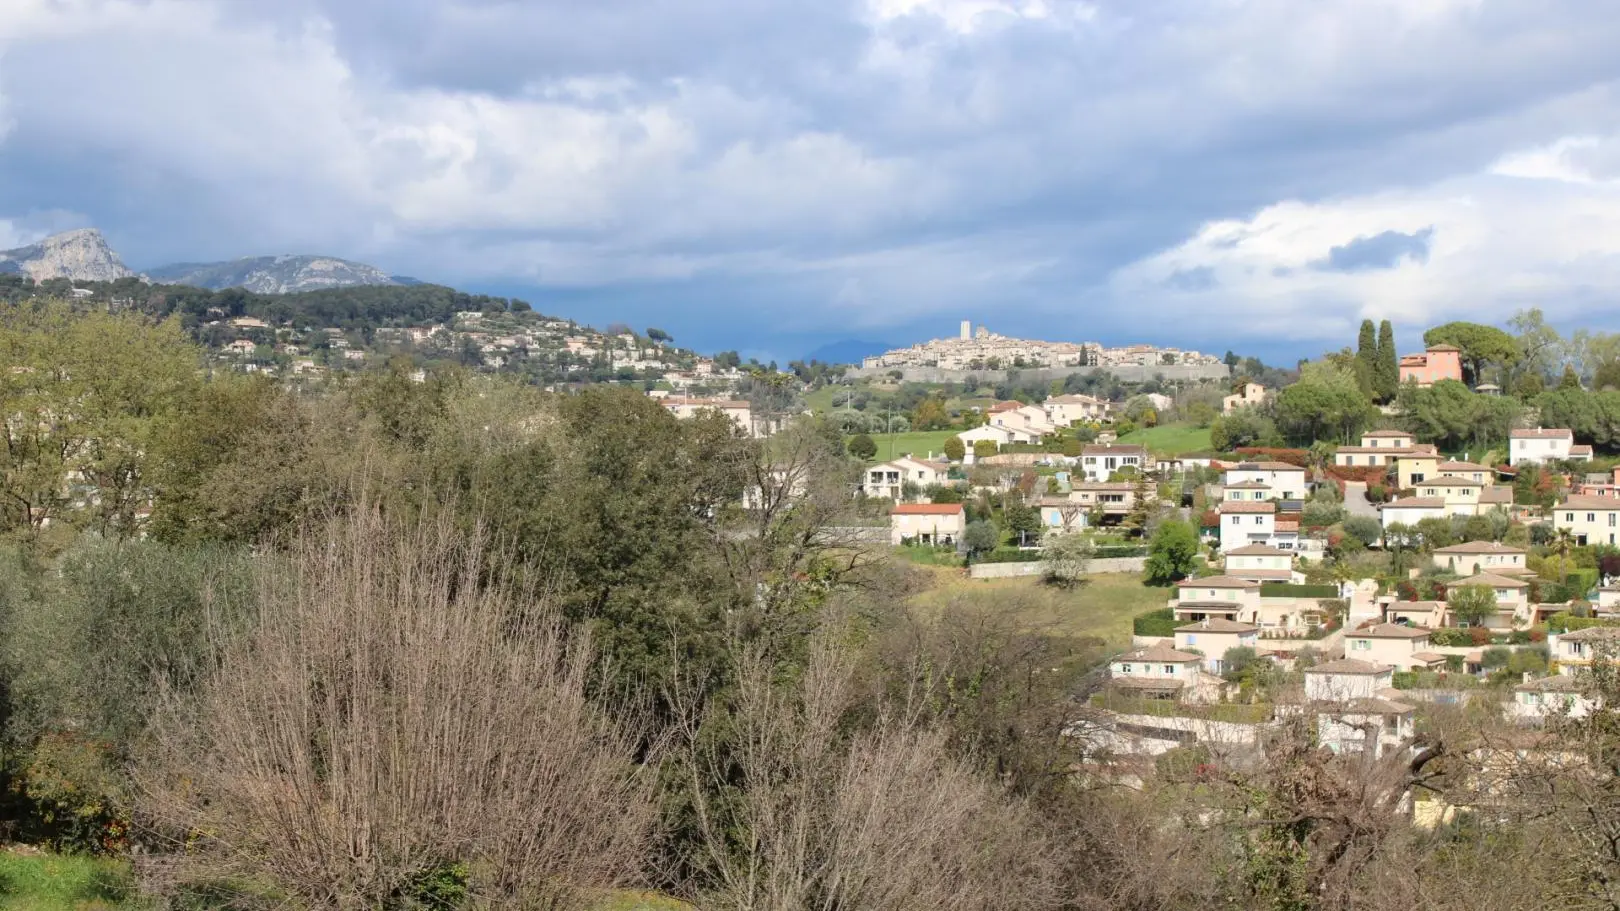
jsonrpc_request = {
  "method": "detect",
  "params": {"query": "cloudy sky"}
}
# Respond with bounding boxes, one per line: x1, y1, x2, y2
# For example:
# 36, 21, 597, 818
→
4, 0, 1620, 362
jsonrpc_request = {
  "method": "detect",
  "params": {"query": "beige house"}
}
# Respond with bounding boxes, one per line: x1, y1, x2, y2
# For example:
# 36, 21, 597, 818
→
1511, 675, 1600, 722
1219, 501, 1277, 552
1555, 495, 1620, 547
860, 457, 950, 500
1445, 573, 1532, 628
1305, 659, 1395, 702
989, 402, 1059, 438
1079, 444, 1148, 482
1044, 393, 1111, 425
1414, 476, 1485, 510
1395, 452, 1440, 489
1222, 382, 1271, 414
1174, 618, 1260, 674
1344, 623, 1447, 671
956, 424, 1022, 453
1432, 541, 1529, 576
1511, 428, 1591, 466
1316, 697, 1416, 758
1334, 430, 1438, 468
888, 503, 966, 547
1222, 544, 1301, 583
1222, 461, 1307, 500
1385, 600, 1447, 629
1379, 496, 1449, 530
1171, 576, 1262, 624
1437, 460, 1495, 486
1551, 627, 1620, 674
1108, 643, 1217, 701
660, 397, 781, 438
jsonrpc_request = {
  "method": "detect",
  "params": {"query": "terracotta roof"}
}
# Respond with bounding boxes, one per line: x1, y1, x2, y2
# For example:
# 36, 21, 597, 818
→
1451, 572, 1529, 589
1224, 543, 1291, 556
1176, 618, 1260, 633
1420, 477, 1486, 488
1232, 461, 1305, 471
1337, 445, 1439, 455
1220, 501, 1276, 514
1517, 675, 1589, 693
1350, 623, 1432, 640
988, 401, 1023, 413
1511, 428, 1574, 439
1174, 601, 1245, 610
1117, 643, 1203, 663
1410, 651, 1449, 665
1572, 445, 1595, 456
1071, 482, 1135, 491
1559, 495, 1620, 510
1226, 568, 1294, 580
1178, 575, 1262, 589
1437, 461, 1492, 472
1479, 488, 1513, 504
1363, 430, 1417, 438
890, 504, 965, 516
1425, 343, 1462, 353
1081, 444, 1147, 456
1223, 481, 1273, 489
1306, 658, 1392, 675
1558, 626, 1620, 642
1434, 541, 1525, 555
1381, 497, 1447, 509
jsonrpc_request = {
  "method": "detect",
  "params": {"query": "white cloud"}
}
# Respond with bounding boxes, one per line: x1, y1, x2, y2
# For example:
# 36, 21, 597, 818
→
1112, 133, 1620, 346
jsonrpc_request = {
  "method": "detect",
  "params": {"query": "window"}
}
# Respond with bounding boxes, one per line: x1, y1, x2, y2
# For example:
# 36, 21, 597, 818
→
1120, 663, 1133, 673
1590, 513, 1597, 523
1254, 516, 1265, 525
1185, 635, 1197, 645
1163, 665, 1176, 674
1352, 639, 1370, 651
1610, 512, 1616, 527
1567, 513, 1576, 522
1230, 516, 1240, 525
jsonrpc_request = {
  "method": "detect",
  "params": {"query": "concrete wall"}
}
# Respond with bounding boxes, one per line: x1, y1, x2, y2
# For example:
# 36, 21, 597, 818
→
970, 557, 1147, 579
847, 363, 1231, 385
1068, 712, 1273, 757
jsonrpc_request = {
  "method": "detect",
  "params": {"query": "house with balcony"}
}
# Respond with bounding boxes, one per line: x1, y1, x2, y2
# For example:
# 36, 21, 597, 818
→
1550, 626, 1620, 674
1079, 444, 1148, 482
859, 457, 950, 500
1171, 576, 1262, 624
1107, 643, 1222, 702
1511, 428, 1591, 466
1344, 623, 1447, 672
1576, 466, 1620, 499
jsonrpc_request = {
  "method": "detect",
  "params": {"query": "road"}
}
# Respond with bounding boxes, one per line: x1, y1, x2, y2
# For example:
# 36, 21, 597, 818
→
1342, 481, 1380, 521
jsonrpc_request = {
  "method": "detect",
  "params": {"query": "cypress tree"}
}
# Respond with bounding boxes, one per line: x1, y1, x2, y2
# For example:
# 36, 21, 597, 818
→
1376, 320, 1398, 402
1355, 319, 1377, 397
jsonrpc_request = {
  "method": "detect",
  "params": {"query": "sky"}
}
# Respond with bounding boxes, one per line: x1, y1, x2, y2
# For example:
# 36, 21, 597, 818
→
4, 1, 1620, 363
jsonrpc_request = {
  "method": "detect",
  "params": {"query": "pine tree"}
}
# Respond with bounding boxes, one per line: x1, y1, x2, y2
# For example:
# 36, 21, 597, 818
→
1375, 320, 1398, 402
1355, 319, 1377, 398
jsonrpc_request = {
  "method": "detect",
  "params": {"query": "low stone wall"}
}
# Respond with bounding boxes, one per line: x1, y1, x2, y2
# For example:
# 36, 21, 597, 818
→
969, 557, 1147, 579
1068, 712, 1273, 757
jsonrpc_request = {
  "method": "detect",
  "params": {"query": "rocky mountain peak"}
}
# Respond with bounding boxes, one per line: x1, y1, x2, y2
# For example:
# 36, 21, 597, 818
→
0, 228, 137, 283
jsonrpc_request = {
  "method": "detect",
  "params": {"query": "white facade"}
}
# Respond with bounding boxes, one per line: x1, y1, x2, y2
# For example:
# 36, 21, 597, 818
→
1079, 445, 1147, 482
1554, 495, 1620, 547
1219, 501, 1276, 552
1221, 462, 1307, 500
860, 457, 950, 500
1511, 428, 1588, 466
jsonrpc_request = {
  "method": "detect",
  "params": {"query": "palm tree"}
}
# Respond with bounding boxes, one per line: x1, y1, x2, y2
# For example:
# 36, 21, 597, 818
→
1552, 527, 1577, 582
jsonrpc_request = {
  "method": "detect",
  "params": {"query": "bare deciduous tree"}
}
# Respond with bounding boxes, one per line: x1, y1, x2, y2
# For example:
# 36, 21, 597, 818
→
679, 637, 1063, 911
139, 509, 659, 909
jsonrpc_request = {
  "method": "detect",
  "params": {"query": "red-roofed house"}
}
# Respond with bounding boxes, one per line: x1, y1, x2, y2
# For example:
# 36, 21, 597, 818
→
889, 503, 966, 547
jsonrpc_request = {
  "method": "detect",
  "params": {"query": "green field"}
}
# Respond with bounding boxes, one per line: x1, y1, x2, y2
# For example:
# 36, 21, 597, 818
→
853, 430, 959, 461
1116, 423, 1213, 456
0, 849, 135, 910
911, 569, 1168, 645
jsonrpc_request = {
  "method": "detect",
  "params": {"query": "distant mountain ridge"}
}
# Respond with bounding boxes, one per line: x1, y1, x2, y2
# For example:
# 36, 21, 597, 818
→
0, 228, 136, 282
146, 254, 414, 294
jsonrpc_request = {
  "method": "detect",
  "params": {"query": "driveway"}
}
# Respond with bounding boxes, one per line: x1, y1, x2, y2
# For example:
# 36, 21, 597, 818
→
1342, 481, 1380, 521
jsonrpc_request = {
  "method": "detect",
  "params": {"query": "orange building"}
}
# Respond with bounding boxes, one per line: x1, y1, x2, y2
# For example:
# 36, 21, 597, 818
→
1399, 344, 1463, 387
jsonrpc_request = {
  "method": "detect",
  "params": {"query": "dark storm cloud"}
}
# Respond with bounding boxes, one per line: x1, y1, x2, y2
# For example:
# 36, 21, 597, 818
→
1313, 227, 1435, 273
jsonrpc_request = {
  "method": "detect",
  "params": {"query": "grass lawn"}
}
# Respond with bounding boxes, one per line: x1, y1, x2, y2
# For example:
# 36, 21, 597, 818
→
910, 568, 1169, 646
1117, 422, 1213, 456
851, 430, 959, 461
0, 849, 136, 910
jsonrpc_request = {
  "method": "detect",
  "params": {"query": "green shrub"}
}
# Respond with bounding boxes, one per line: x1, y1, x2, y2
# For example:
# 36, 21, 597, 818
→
1132, 607, 1178, 637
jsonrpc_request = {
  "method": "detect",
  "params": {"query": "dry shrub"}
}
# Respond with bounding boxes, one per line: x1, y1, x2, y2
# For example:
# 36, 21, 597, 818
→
138, 508, 658, 909
683, 639, 1063, 911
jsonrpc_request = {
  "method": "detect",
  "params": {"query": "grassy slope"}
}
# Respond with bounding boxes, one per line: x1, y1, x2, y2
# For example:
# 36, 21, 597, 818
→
910, 568, 1168, 646
0, 850, 136, 911
856, 430, 959, 461
1116, 423, 1214, 456
0, 851, 691, 911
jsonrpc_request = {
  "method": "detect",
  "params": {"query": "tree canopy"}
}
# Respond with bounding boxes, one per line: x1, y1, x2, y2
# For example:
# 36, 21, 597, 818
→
1423, 321, 1519, 387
